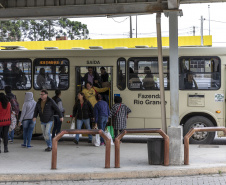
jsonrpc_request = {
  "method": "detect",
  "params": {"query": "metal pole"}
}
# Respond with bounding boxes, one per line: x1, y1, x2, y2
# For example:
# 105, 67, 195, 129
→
201, 16, 203, 46
169, 11, 179, 127
193, 26, 195, 36
130, 16, 132, 38
136, 15, 137, 38
208, 5, 210, 35
156, 13, 167, 133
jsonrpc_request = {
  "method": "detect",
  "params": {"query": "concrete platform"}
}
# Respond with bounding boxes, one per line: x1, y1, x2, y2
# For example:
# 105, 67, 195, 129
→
1, 137, 226, 182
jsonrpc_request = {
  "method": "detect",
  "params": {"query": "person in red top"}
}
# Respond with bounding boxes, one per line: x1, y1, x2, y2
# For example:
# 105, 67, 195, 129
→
0, 93, 11, 153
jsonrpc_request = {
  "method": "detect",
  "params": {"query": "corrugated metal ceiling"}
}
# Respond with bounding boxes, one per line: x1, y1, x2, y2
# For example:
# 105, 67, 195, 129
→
0, 0, 224, 19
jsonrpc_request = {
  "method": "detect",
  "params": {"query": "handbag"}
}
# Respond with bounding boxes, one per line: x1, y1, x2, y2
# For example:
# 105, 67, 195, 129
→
70, 120, 75, 129
107, 126, 114, 139
92, 134, 100, 146
112, 103, 121, 124
70, 120, 75, 136
105, 130, 114, 145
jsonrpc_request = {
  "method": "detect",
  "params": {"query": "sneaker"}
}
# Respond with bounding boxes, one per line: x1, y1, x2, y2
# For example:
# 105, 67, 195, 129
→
21, 144, 26, 147
45, 147, 52, 152
100, 142, 105, 146
9, 140, 13, 144
27, 145, 33, 148
73, 139, 78, 145
88, 140, 92, 143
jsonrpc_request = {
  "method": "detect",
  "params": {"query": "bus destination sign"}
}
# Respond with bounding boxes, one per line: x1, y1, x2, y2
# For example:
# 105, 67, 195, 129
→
39, 60, 64, 65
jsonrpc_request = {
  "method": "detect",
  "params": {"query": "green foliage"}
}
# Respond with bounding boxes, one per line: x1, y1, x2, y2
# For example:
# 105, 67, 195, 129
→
0, 18, 89, 41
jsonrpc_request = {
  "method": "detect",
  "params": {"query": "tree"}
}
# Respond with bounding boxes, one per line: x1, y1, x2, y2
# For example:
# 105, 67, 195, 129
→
0, 18, 89, 41
57, 18, 89, 40
0, 20, 23, 41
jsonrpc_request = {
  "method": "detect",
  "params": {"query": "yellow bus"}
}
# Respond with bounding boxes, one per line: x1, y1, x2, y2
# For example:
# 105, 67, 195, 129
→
0, 46, 224, 144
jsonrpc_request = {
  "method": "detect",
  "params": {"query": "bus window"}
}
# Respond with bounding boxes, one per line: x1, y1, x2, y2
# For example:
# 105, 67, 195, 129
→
76, 66, 111, 89
117, 58, 126, 90
179, 57, 220, 90
33, 58, 69, 90
0, 59, 32, 90
128, 57, 169, 90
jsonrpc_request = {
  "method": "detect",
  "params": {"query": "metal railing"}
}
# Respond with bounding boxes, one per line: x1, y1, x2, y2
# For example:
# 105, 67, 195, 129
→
51, 129, 111, 169
184, 127, 226, 165
114, 128, 169, 168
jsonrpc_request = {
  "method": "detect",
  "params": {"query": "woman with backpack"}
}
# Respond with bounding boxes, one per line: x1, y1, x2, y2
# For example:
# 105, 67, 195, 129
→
18, 92, 36, 148
52, 90, 65, 138
4, 86, 19, 144
0, 93, 11, 153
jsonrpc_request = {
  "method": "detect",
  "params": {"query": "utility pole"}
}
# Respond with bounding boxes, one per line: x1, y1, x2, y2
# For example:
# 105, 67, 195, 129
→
34, 24, 36, 41
130, 16, 132, 38
193, 26, 195, 36
48, 20, 51, 41
84, 28, 87, 39
136, 15, 137, 38
201, 16, 203, 46
208, 5, 210, 35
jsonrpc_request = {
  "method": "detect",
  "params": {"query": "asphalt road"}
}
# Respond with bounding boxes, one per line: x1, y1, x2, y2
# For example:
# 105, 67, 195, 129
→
1, 173, 226, 185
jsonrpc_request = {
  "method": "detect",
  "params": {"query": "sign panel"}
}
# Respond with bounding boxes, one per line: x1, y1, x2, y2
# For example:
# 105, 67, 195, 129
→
188, 94, 205, 107
215, 94, 224, 102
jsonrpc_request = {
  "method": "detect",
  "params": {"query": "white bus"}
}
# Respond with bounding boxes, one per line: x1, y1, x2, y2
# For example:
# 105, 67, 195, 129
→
0, 46, 224, 144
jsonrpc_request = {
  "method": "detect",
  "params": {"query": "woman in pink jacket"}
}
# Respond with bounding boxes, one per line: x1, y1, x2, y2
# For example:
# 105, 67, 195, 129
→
0, 93, 11, 153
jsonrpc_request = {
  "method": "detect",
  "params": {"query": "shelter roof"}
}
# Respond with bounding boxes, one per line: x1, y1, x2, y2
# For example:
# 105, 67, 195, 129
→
0, 0, 225, 19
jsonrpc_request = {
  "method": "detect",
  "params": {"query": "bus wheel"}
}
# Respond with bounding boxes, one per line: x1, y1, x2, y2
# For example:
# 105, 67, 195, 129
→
183, 116, 215, 144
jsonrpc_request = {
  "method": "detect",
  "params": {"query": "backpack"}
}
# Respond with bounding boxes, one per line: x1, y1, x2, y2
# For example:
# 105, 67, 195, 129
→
52, 96, 61, 115
10, 96, 20, 115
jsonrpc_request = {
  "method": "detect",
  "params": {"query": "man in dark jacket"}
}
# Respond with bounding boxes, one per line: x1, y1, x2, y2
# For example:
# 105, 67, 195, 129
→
83, 67, 101, 88
33, 89, 63, 152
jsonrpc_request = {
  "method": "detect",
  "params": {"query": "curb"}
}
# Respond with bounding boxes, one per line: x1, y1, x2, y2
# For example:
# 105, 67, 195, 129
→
0, 166, 225, 182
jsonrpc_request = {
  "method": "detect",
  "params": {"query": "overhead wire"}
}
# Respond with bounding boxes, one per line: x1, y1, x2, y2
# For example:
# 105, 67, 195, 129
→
111, 17, 129, 23
205, 19, 226, 24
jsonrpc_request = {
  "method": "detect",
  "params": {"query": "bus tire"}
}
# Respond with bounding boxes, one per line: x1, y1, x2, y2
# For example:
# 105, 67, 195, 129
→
183, 116, 215, 144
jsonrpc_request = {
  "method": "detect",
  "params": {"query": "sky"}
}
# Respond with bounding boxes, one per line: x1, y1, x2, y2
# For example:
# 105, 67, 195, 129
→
74, 2, 226, 47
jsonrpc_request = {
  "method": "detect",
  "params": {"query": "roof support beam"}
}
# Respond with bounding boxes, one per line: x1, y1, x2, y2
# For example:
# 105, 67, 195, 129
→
180, 0, 226, 3
0, 0, 225, 19
0, 3, 168, 19
168, 0, 180, 9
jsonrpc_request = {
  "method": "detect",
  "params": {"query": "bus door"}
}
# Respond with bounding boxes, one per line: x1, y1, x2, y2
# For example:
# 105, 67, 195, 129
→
75, 66, 112, 107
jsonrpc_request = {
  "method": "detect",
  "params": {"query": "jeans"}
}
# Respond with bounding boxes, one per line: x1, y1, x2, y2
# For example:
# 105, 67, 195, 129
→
22, 119, 35, 146
41, 121, 53, 148
75, 119, 92, 142
52, 116, 62, 138
8, 129, 14, 141
103, 94, 109, 105
97, 116, 108, 143
0, 125, 10, 148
